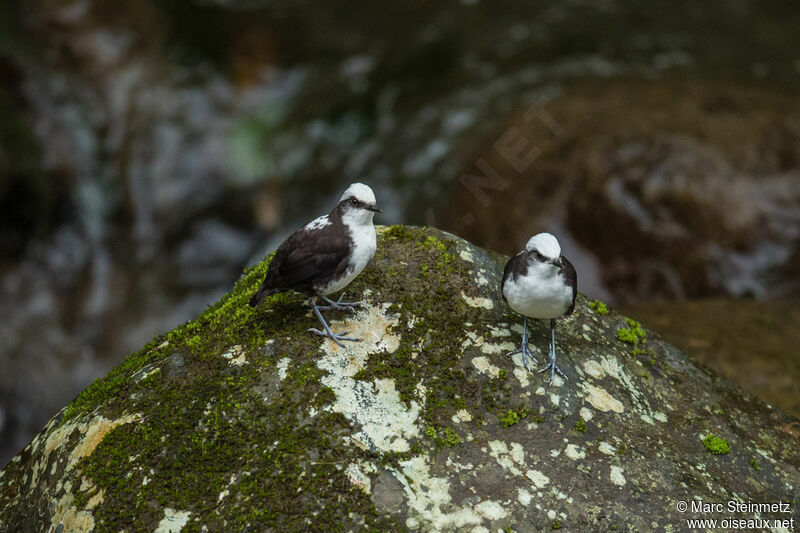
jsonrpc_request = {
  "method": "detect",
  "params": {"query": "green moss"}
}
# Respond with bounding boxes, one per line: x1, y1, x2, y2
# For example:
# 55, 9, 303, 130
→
442, 427, 461, 447
497, 369, 508, 379
588, 299, 608, 315
575, 418, 587, 433
750, 458, 761, 470
617, 318, 646, 346
703, 433, 731, 455
616, 328, 638, 345
419, 235, 448, 253
424, 425, 461, 447
552, 519, 562, 529
500, 406, 529, 428
382, 225, 418, 241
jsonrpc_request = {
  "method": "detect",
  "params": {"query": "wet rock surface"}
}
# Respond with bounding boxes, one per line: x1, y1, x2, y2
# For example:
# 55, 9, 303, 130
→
0, 227, 797, 532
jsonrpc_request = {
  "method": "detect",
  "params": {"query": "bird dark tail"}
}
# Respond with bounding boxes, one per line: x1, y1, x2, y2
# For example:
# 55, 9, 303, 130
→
249, 285, 280, 307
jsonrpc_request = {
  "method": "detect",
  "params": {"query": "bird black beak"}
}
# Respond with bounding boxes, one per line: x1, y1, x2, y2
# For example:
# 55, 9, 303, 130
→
367, 205, 382, 213
551, 258, 563, 269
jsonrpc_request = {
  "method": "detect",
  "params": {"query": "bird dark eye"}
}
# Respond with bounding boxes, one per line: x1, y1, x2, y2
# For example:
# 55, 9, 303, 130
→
535, 251, 544, 261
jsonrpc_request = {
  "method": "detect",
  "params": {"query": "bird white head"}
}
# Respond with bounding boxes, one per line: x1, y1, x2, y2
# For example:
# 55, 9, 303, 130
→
338, 183, 380, 225
340, 183, 377, 206
524, 232, 561, 259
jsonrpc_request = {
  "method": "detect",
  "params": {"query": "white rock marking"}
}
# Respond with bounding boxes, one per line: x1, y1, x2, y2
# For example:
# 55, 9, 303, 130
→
154, 508, 192, 533
610, 466, 627, 486
461, 292, 494, 309
526, 469, 550, 488
581, 383, 624, 413
277, 357, 291, 381
317, 304, 419, 452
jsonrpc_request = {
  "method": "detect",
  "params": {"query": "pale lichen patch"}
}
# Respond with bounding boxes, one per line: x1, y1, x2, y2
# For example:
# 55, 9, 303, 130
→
475, 500, 507, 520
486, 324, 511, 338
324, 303, 401, 355
565, 444, 585, 460
221, 345, 246, 366
462, 331, 516, 355
488, 441, 526, 476
583, 360, 605, 380
598, 442, 616, 455
526, 469, 550, 489
318, 304, 418, 453
346, 462, 374, 493
580, 383, 624, 413
395, 455, 494, 530
512, 363, 531, 388
600, 355, 640, 398
277, 357, 291, 381
49, 489, 95, 533
86, 490, 104, 510
154, 508, 192, 533
579, 407, 593, 422
36, 411, 141, 500
474, 270, 490, 287
451, 409, 473, 424
471, 356, 501, 378
517, 488, 533, 506
610, 466, 627, 486
68, 415, 140, 471
460, 292, 494, 310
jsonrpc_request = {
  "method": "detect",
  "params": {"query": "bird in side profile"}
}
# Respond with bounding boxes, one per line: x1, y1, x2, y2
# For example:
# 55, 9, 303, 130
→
249, 183, 381, 347
501, 232, 577, 385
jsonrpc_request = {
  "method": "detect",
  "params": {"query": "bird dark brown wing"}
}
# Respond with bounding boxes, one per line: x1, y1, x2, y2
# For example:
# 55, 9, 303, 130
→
501, 252, 529, 303
249, 221, 351, 306
560, 255, 578, 315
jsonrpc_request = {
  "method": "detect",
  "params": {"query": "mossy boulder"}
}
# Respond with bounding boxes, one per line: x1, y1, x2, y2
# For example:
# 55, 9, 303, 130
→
0, 226, 798, 532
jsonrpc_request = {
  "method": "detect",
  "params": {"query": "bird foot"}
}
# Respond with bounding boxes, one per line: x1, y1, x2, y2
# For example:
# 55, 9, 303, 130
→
538, 354, 567, 386
317, 294, 364, 312
308, 328, 362, 347
508, 344, 537, 371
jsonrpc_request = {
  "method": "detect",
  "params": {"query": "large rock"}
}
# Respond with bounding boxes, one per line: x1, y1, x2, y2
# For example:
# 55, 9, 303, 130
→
0, 226, 798, 532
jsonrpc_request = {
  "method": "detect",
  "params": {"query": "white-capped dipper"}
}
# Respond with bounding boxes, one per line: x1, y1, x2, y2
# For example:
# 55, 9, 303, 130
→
501, 232, 577, 385
249, 183, 381, 347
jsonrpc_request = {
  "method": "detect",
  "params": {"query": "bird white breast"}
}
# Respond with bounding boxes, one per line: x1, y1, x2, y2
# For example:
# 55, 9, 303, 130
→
503, 260, 572, 319
318, 215, 376, 296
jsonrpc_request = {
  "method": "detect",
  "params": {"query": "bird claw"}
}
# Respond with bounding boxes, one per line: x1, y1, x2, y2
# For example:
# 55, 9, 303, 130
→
319, 294, 365, 312
508, 344, 537, 371
308, 328, 362, 347
538, 359, 567, 387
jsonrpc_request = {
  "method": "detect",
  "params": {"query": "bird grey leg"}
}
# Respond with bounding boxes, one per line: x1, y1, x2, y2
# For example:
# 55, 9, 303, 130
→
508, 317, 536, 370
539, 319, 567, 386
316, 293, 364, 312
308, 304, 362, 347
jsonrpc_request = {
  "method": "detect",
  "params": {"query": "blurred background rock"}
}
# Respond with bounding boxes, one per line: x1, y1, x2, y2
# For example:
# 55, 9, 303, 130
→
0, 0, 798, 465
